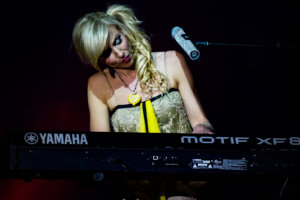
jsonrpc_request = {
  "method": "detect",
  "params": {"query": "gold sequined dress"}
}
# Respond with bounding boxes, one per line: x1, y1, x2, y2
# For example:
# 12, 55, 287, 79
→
110, 88, 192, 133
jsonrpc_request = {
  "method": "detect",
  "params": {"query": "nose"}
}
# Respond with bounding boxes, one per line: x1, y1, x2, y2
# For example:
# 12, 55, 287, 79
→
111, 47, 124, 58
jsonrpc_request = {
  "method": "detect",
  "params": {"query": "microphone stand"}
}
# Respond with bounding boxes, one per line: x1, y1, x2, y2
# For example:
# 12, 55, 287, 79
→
195, 41, 300, 49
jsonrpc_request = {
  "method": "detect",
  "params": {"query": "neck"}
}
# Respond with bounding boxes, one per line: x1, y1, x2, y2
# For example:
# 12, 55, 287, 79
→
114, 66, 136, 77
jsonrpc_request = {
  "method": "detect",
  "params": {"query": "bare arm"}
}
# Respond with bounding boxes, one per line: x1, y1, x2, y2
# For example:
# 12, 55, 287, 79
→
87, 74, 111, 132
167, 51, 214, 134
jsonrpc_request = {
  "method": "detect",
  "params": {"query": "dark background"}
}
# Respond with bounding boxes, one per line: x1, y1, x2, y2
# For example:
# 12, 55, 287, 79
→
1, 0, 300, 199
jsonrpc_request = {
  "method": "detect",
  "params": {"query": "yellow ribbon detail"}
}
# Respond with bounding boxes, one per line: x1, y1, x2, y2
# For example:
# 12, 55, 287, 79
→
160, 195, 166, 200
138, 100, 160, 133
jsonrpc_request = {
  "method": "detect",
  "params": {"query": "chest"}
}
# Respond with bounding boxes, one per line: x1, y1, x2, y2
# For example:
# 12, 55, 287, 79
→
110, 90, 192, 133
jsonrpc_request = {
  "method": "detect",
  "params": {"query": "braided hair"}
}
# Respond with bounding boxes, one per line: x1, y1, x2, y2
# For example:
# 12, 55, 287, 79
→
72, 4, 168, 95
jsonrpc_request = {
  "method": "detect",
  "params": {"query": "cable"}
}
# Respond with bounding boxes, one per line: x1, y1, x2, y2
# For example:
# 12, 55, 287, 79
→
280, 176, 289, 198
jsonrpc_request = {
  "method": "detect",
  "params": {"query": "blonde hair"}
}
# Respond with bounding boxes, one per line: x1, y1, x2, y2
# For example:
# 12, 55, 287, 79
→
72, 4, 168, 94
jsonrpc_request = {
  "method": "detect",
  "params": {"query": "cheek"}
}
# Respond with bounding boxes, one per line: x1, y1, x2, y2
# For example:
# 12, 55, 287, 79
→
104, 57, 112, 66
122, 36, 130, 49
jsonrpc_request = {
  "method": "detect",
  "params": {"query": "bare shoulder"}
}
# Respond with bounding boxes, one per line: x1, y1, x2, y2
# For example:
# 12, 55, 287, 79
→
165, 50, 189, 76
87, 71, 110, 102
165, 50, 186, 64
165, 50, 195, 88
88, 72, 108, 92
88, 71, 107, 86
151, 50, 184, 71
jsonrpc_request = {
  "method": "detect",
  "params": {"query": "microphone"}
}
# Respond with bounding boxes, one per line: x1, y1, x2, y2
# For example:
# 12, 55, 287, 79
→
171, 26, 200, 60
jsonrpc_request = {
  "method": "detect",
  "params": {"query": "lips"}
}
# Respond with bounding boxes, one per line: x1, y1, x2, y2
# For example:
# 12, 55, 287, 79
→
122, 55, 131, 63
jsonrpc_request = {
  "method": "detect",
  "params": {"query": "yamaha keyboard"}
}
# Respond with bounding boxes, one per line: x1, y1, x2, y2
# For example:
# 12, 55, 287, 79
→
6, 131, 300, 180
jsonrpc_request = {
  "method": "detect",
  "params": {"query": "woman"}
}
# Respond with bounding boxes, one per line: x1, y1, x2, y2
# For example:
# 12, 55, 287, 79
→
72, 4, 213, 200
72, 4, 213, 134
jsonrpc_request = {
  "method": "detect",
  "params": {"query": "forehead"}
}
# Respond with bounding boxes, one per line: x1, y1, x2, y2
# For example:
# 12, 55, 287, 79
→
108, 25, 119, 40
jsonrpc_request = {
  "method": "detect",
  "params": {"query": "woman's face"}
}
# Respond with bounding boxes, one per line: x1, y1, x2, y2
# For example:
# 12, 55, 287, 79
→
102, 25, 134, 68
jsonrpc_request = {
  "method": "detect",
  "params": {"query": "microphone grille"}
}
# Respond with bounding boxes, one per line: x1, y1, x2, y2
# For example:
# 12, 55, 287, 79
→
171, 26, 184, 39
171, 26, 200, 60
